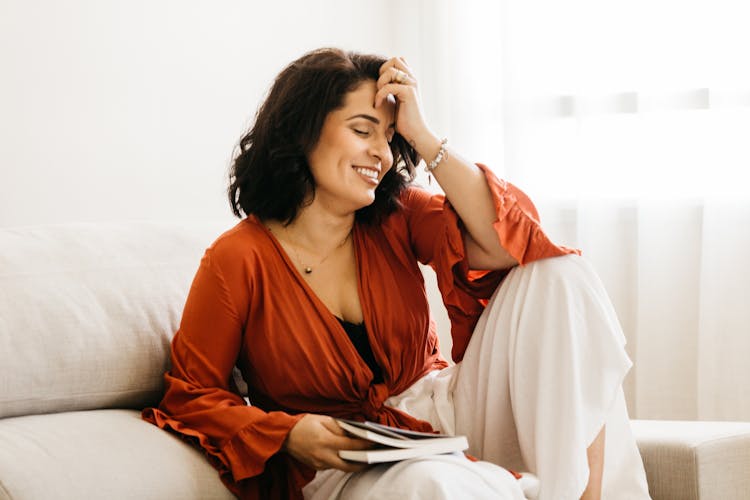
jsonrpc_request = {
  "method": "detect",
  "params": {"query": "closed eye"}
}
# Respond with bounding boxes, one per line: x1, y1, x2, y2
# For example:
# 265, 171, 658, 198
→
354, 127, 394, 143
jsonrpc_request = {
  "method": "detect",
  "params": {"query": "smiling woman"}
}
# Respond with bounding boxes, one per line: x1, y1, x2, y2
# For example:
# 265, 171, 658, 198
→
305, 81, 396, 212
226, 49, 418, 227
142, 47, 650, 500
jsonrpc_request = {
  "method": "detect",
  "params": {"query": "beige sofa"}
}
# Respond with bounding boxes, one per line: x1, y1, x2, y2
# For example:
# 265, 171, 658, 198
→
1, 222, 748, 499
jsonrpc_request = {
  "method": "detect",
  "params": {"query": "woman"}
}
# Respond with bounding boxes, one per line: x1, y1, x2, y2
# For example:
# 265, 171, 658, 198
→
143, 48, 650, 499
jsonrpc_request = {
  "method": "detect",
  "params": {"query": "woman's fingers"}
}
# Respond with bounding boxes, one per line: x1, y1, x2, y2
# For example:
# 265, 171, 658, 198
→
308, 438, 371, 471
377, 62, 416, 93
287, 416, 375, 472
331, 455, 371, 473
374, 62, 419, 109
374, 71, 414, 108
324, 418, 374, 450
321, 416, 347, 435
375, 82, 412, 108
379, 56, 412, 77
333, 435, 375, 451
324, 422, 373, 472
323, 435, 373, 471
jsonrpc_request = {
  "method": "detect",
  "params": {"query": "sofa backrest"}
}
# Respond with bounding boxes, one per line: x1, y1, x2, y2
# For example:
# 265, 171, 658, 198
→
0, 221, 230, 419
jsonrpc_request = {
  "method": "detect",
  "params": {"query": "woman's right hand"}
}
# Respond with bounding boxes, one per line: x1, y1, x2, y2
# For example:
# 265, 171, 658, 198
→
283, 414, 373, 472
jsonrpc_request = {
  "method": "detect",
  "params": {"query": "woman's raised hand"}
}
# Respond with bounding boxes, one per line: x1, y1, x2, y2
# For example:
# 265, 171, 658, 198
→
283, 414, 373, 472
375, 57, 435, 151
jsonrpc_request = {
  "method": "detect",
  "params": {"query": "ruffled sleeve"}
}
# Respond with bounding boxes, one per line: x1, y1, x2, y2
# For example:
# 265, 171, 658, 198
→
403, 162, 580, 361
141, 248, 312, 499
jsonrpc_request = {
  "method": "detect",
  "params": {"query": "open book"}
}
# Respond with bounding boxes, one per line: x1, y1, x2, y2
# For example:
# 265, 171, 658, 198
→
336, 419, 469, 464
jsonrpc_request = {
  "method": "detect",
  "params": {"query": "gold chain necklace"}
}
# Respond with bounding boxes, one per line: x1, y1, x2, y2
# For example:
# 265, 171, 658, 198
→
277, 226, 352, 275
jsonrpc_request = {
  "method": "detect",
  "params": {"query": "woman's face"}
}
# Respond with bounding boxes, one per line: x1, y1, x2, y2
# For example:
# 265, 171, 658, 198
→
306, 80, 396, 213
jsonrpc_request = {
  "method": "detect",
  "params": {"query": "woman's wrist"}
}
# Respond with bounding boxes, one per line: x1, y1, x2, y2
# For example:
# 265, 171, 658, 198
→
409, 129, 442, 163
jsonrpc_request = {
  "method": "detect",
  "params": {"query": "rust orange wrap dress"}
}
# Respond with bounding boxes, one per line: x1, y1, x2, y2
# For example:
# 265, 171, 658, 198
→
142, 164, 578, 499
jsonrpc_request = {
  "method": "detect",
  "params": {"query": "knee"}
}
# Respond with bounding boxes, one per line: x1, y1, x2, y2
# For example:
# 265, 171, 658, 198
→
508, 254, 605, 302
485, 254, 594, 305
483, 254, 617, 339
518, 255, 626, 345
476, 254, 621, 356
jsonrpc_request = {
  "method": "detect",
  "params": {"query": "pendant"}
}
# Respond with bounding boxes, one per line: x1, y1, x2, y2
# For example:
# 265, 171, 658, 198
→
304, 267, 313, 274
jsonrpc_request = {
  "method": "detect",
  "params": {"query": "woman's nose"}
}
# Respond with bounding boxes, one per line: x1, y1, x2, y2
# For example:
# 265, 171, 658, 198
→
370, 136, 393, 168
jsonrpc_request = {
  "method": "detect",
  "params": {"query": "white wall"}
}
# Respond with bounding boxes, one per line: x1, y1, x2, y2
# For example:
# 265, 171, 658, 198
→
0, 0, 407, 227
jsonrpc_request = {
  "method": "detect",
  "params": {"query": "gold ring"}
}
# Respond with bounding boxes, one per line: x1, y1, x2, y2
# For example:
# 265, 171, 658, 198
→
394, 69, 407, 84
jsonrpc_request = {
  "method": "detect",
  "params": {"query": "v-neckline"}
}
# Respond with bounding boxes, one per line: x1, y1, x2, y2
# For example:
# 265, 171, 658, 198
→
253, 216, 385, 384
255, 216, 368, 331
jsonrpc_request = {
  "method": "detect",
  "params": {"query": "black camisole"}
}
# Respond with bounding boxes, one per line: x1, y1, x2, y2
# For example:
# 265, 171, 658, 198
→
336, 317, 384, 384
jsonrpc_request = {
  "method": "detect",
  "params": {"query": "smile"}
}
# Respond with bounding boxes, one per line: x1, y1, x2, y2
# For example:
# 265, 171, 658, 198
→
353, 166, 380, 184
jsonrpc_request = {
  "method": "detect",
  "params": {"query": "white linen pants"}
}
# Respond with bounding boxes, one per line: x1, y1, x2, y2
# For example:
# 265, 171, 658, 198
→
303, 255, 651, 499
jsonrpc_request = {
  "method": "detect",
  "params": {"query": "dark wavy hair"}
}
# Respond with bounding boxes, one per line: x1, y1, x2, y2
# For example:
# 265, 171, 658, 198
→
227, 47, 420, 225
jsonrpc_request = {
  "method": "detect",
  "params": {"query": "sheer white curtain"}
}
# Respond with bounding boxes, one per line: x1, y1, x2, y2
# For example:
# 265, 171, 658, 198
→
407, 0, 750, 420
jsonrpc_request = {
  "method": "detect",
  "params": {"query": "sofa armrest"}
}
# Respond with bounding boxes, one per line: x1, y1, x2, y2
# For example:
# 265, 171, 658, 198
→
631, 419, 750, 500
0, 409, 234, 500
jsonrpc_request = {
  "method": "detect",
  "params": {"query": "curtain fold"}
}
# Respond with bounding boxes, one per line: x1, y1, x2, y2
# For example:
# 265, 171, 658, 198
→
538, 198, 750, 420
408, 0, 750, 420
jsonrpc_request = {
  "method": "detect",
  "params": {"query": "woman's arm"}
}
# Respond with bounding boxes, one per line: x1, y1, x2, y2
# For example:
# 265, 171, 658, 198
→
411, 132, 518, 271
142, 249, 305, 485
375, 57, 518, 271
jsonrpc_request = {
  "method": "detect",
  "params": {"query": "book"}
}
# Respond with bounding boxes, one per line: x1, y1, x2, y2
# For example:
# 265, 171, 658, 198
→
336, 418, 469, 464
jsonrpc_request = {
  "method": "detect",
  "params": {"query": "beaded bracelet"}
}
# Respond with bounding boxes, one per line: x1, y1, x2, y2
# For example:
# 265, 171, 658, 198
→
425, 138, 448, 173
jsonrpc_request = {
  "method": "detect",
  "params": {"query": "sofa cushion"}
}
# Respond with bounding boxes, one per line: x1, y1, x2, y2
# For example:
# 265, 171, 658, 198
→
0, 221, 228, 418
0, 409, 234, 500
631, 419, 750, 500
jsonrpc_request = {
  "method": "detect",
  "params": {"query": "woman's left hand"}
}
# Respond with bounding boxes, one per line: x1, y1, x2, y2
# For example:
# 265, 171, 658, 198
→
375, 57, 435, 150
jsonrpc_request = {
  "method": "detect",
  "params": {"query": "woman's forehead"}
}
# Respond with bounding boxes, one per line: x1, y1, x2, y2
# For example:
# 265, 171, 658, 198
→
338, 82, 396, 123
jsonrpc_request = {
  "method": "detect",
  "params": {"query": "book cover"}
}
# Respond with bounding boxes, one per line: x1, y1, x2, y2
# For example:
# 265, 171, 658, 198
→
336, 419, 469, 463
